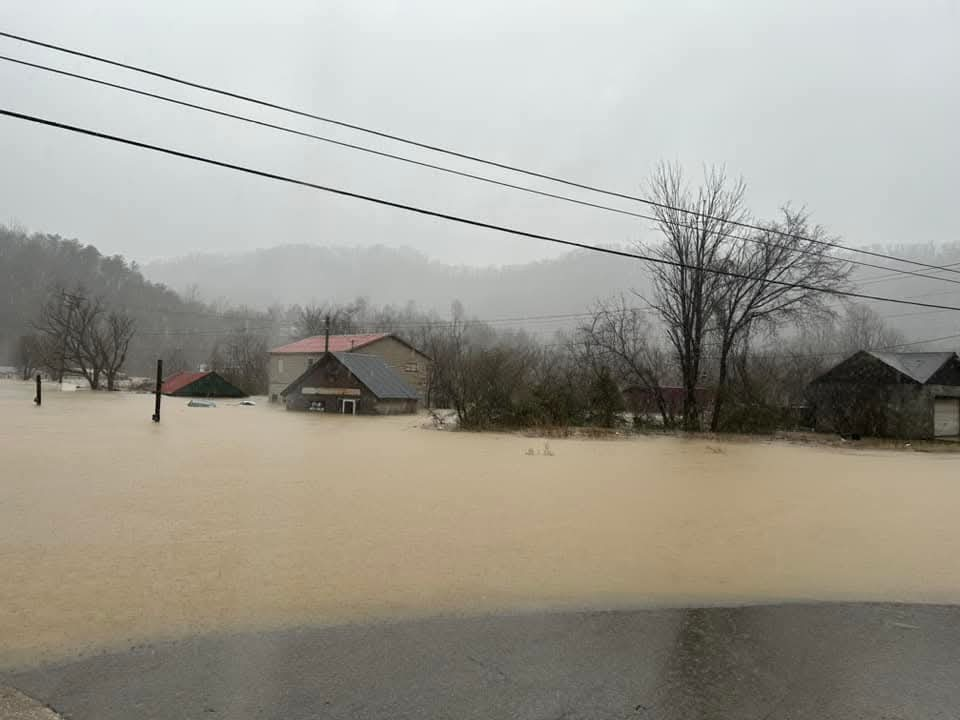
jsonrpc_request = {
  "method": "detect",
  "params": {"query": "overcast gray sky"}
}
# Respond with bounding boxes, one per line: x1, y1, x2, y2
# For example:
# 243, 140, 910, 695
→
0, 0, 957, 267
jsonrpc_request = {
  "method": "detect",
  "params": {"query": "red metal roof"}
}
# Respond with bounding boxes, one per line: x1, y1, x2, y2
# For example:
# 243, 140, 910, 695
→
269, 333, 388, 355
161, 371, 209, 395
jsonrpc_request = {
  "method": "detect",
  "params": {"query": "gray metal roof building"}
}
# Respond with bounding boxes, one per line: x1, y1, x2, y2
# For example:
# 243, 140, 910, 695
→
809, 350, 960, 439
864, 351, 956, 384
332, 353, 419, 400
280, 351, 420, 415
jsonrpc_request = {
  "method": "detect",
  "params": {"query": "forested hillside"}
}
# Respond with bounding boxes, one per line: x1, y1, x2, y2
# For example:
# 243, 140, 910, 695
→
0, 225, 276, 375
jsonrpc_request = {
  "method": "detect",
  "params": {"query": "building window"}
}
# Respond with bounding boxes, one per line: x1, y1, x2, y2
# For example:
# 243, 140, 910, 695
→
306, 356, 316, 368
404, 361, 419, 373
277, 358, 284, 374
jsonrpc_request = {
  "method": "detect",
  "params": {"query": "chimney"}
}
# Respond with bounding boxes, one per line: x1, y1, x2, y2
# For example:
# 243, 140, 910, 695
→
324, 315, 330, 353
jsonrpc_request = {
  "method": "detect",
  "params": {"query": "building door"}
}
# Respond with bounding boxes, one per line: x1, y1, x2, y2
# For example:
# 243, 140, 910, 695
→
934, 397, 960, 437
341, 398, 357, 415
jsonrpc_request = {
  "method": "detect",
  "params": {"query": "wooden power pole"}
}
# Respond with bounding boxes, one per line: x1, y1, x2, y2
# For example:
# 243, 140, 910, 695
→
152, 359, 163, 422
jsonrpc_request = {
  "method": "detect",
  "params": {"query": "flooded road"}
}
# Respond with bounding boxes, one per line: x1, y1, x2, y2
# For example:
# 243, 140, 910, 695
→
2, 379, 960, 668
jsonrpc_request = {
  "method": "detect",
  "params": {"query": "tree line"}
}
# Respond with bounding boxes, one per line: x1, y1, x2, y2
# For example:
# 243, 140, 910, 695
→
418, 164, 905, 432
3, 162, 915, 419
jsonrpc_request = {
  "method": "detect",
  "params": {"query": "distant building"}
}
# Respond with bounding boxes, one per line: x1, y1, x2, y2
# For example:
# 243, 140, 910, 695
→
281, 352, 419, 415
808, 351, 960, 439
161, 371, 247, 398
268, 333, 430, 403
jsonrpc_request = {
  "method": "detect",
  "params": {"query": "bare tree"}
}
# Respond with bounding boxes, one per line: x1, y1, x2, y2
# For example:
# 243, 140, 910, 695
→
294, 304, 330, 338
95, 311, 136, 391
33, 291, 75, 380
293, 299, 367, 339
66, 294, 106, 388
426, 301, 470, 417
565, 337, 625, 428
708, 207, 851, 431
34, 290, 103, 388
16, 334, 40, 380
164, 346, 189, 374
576, 296, 673, 426
33, 289, 136, 390
644, 163, 748, 430
212, 329, 268, 394
836, 303, 905, 354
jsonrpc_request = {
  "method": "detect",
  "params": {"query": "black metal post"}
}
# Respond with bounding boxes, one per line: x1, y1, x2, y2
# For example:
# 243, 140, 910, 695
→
152, 359, 162, 422
34, 374, 41, 406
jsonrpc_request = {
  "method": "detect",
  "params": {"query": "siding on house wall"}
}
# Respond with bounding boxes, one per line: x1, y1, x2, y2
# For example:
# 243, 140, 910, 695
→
886, 385, 933, 439
269, 353, 320, 399
268, 336, 430, 401
284, 358, 378, 413
359, 337, 430, 399
809, 383, 960, 439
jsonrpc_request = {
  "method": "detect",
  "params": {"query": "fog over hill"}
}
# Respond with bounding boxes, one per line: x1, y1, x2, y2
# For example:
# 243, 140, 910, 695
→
143, 244, 649, 322
143, 241, 960, 346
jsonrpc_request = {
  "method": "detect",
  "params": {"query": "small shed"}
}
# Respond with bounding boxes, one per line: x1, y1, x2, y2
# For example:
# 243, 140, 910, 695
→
281, 352, 419, 415
161, 371, 247, 398
808, 350, 960, 439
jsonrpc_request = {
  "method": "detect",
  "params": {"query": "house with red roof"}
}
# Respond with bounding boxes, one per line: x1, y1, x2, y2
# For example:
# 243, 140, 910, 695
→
268, 333, 430, 403
161, 370, 247, 398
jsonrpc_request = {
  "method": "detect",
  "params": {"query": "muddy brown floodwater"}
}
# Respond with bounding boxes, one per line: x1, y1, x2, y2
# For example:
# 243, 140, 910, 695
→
2, 379, 960, 668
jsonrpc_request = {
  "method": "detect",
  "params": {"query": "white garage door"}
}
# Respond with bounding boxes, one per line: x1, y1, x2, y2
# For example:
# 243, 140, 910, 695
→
934, 397, 960, 437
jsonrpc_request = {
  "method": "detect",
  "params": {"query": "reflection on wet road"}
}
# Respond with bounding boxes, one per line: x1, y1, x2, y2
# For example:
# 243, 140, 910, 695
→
5, 604, 958, 719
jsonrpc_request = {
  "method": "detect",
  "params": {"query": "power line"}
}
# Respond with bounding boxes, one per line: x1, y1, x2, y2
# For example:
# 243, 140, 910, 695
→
2, 29, 959, 281
879, 307, 952, 321
882, 333, 960, 349
135, 309, 646, 337
541, 331, 960, 358
790, 332, 960, 357
8, 55, 960, 289
701, 333, 960, 361
856, 260, 960, 288
8, 108, 960, 317
138, 313, 960, 354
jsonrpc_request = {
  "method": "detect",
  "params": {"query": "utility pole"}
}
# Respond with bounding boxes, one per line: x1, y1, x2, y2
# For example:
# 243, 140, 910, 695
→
324, 314, 330, 353
152, 358, 163, 422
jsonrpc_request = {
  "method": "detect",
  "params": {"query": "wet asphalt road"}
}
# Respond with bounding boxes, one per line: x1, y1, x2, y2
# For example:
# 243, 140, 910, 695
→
3, 603, 960, 719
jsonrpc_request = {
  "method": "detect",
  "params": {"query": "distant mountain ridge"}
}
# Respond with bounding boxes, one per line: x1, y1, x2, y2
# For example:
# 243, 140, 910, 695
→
143, 241, 960, 345
143, 243, 648, 318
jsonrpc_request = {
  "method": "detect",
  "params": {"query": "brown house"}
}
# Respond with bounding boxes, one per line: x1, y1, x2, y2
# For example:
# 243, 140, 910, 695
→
281, 352, 419, 415
268, 333, 430, 402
